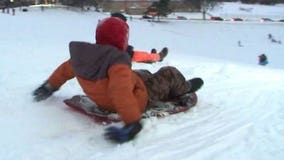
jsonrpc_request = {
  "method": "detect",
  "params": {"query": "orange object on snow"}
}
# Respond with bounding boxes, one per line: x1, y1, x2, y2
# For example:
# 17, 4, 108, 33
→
132, 50, 160, 63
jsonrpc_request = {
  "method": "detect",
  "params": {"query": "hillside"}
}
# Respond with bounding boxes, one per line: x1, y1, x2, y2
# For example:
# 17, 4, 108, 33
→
0, 2, 283, 160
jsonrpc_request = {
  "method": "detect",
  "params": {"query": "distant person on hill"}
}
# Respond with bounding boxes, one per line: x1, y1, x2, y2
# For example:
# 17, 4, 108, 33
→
258, 54, 269, 66
32, 17, 204, 143
126, 45, 168, 63
238, 40, 243, 47
268, 33, 282, 44
271, 38, 282, 44
12, 8, 15, 15
268, 33, 273, 39
111, 12, 168, 63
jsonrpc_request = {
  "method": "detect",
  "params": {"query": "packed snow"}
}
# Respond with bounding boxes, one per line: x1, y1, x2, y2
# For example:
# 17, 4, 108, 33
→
211, 2, 284, 20
0, 2, 284, 160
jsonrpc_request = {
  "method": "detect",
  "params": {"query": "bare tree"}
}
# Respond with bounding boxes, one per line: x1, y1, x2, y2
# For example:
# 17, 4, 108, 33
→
183, 0, 219, 20
201, 0, 219, 20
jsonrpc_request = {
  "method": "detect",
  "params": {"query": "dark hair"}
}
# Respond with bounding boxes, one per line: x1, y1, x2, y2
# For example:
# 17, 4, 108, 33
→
259, 54, 267, 61
126, 45, 134, 58
111, 12, 127, 22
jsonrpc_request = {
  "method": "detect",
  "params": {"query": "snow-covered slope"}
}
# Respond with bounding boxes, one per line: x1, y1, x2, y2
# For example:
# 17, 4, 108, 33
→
0, 3, 284, 160
210, 2, 284, 20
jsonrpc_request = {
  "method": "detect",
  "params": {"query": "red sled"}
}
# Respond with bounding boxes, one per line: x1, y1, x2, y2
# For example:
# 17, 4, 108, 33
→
64, 93, 197, 125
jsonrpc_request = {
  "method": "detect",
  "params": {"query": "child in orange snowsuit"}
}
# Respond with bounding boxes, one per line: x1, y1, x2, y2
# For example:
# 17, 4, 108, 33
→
127, 45, 168, 63
32, 17, 203, 143
111, 12, 168, 63
33, 17, 146, 143
133, 50, 160, 62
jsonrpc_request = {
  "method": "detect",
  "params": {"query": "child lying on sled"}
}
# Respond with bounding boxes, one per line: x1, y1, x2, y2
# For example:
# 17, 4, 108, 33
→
32, 17, 203, 143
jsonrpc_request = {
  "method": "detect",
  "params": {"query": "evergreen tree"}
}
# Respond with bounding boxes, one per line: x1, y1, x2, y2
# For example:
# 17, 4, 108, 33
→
146, 0, 172, 21
156, 0, 171, 17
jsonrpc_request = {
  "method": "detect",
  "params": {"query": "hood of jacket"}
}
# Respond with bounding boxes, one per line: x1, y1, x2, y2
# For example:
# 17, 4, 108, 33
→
69, 41, 131, 80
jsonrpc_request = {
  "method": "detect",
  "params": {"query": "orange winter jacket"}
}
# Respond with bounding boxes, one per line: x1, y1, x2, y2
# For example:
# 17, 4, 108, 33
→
47, 42, 148, 124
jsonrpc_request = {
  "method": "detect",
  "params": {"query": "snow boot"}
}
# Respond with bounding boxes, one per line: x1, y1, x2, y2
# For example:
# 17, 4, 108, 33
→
187, 78, 204, 93
159, 47, 168, 62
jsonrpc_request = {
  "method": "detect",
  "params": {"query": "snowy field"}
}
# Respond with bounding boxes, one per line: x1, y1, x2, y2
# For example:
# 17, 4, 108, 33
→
0, 2, 284, 160
211, 2, 284, 20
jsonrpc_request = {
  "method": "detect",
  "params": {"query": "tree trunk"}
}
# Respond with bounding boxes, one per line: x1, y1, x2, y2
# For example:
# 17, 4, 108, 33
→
202, 10, 206, 20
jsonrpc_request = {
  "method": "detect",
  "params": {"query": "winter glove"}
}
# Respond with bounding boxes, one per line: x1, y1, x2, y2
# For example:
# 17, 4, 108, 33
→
104, 121, 142, 143
32, 81, 57, 101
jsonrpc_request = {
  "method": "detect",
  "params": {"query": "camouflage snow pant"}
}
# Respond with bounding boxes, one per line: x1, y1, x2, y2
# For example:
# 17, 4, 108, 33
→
134, 66, 191, 108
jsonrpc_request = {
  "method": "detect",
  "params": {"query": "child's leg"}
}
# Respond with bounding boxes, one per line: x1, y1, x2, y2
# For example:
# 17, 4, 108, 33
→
143, 66, 191, 101
132, 50, 160, 62
134, 69, 153, 82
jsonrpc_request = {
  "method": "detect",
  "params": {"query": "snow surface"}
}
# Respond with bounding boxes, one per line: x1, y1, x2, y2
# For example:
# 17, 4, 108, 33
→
211, 2, 284, 20
1, 2, 284, 160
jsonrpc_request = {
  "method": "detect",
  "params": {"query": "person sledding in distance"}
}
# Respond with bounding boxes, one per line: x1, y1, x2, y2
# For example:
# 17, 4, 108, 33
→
111, 12, 168, 63
258, 53, 269, 66
127, 45, 168, 63
32, 17, 204, 143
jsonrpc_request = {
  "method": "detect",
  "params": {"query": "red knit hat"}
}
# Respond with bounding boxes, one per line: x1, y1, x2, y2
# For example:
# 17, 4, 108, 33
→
96, 17, 129, 51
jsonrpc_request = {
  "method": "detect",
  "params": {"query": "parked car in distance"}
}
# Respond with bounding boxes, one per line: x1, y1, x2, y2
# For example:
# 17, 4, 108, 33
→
231, 18, 243, 21
142, 15, 152, 19
210, 16, 223, 21
177, 16, 187, 20
279, 19, 284, 22
260, 18, 273, 22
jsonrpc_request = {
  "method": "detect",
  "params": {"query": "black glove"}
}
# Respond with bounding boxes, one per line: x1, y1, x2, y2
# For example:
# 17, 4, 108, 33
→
126, 45, 134, 58
104, 121, 142, 143
111, 12, 127, 22
32, 81, 57, 101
